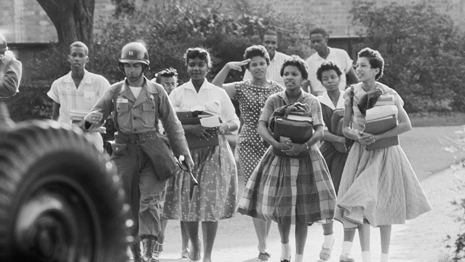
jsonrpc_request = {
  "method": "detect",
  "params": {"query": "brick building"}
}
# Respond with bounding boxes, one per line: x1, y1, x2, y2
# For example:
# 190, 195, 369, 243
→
2, 0, 464, 44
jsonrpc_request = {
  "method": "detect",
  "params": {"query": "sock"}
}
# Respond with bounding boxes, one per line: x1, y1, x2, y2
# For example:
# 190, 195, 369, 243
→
341, 241, 353, 256
281, 243, 291, 260
362, 251, 371, 262
380, 253, 389, 262
294, 253, 303, 262
258, 243, 267, 253
323, 234, 334, 247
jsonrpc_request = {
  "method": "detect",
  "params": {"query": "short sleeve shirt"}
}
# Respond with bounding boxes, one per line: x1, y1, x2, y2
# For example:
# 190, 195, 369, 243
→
169, 80, 240, 126
306, 47, 353, 94
47, 70, 110, 124
259, 91, 324, 128
343, 82, 404, 131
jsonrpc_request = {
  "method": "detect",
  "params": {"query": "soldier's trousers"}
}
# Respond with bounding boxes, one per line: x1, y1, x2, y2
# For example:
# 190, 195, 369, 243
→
112, 142, 166, 239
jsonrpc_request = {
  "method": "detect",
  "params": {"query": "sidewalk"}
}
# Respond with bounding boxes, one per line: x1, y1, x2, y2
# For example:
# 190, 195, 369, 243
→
158, 166, 464, 262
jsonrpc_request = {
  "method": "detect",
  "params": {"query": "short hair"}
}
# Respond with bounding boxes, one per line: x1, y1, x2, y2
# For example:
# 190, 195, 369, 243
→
316, 61, 342, 82
264, 29, 278, 36
155, 67, 178, 82
243, 45, 270, 68
184, 47, 212, 68
261, 29, 278, 41
310, 27, 329, 38
69, 41, 89, 55
358, 47, 384, 80
280, 55, 309, 80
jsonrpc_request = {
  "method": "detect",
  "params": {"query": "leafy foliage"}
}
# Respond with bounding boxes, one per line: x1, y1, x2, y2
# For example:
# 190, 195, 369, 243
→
91, 0, 313, 84
351, 1, 465, 113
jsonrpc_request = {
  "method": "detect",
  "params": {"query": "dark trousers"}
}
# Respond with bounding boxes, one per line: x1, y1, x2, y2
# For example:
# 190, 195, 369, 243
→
112, 140, 167, 239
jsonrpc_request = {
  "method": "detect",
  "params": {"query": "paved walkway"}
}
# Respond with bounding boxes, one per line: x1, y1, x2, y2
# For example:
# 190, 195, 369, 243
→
158, 166, 464, 262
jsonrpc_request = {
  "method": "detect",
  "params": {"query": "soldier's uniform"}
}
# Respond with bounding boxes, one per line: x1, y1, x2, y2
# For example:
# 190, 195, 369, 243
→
88, 42, 191, 262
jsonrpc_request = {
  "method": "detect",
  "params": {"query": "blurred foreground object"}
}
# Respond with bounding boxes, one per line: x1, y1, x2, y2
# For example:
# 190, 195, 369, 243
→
0, 103, 130, 262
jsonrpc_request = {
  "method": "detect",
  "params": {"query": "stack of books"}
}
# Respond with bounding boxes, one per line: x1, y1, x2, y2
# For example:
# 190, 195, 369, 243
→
274, 114, 313, 143
176, 111, 220, 149
364, 104, 399, 150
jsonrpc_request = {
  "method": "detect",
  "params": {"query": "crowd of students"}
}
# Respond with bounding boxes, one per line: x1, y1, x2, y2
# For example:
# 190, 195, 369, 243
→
0, 27, 432, 262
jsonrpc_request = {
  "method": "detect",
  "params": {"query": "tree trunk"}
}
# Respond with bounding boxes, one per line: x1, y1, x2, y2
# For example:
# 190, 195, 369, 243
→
37, 0, 95, 48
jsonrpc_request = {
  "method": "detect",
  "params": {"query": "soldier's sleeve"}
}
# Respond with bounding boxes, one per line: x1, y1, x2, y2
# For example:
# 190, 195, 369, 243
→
158, 88, 190, 157
90, 87, 115, 125
0, 58, 22, 98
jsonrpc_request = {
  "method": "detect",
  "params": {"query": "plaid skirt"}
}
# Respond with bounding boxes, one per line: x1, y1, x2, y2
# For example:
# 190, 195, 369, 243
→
237, 145, 336, 224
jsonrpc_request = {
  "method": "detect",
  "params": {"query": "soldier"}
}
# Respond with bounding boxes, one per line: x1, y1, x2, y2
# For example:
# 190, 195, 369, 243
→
84, 42, 193, 262
0, 33, 22, 98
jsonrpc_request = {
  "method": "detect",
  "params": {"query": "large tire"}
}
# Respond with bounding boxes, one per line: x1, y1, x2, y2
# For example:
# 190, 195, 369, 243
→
0, 120, 130, 262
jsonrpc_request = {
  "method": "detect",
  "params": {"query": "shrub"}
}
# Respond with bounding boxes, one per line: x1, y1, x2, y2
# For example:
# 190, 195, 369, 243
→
351, 1, 465, 112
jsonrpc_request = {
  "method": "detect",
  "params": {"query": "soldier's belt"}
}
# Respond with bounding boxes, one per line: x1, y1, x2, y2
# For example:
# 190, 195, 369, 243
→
115, 131, 158, 144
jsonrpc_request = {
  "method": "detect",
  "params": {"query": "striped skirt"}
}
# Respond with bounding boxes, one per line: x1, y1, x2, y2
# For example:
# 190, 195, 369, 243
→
335, 143, 432, 228
238, 146, 336, 224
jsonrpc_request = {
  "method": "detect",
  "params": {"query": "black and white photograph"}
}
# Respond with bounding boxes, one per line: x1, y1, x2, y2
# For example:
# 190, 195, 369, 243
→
1, 0, 464, 261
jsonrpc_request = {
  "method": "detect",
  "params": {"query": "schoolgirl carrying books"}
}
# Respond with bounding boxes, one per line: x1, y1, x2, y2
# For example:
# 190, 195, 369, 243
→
335, 47, 431, 262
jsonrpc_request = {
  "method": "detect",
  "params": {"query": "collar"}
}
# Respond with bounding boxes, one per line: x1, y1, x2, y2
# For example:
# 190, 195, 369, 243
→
277, 90, 306, 104
314, 47, 333, 60
63, 69, 92, 84
184, 79, 213, 91
119, 77, 156, 105
318, 91, 344, 110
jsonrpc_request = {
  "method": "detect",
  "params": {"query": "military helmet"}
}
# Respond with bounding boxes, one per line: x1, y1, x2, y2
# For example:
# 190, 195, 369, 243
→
119, 42, 149, 65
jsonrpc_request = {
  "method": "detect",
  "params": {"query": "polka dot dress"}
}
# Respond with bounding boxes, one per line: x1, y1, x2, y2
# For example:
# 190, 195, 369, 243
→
234, 80, 283, 183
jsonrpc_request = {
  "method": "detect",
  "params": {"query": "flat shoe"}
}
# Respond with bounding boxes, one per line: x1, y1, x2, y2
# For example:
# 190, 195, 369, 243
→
319, 238, 335, 260
258, 252, 271, 261
339, 254, 355, 262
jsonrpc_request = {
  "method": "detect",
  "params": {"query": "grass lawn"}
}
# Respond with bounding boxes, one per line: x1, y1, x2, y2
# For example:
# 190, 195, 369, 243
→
403, 112, 465, 180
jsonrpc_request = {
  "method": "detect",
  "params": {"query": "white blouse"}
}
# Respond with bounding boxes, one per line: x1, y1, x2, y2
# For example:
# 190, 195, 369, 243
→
169, 79, 240, 126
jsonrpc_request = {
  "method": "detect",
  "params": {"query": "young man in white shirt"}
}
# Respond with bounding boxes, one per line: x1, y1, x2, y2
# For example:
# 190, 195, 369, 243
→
47, 41, 110, 151
243, 30, 291, 86
305, 28, 358, 96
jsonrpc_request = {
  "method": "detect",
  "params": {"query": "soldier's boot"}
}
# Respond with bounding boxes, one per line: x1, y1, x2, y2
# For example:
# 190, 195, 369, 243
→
151, 241, 163, 262
129, 240, 141, 262
140, 238, 153, 262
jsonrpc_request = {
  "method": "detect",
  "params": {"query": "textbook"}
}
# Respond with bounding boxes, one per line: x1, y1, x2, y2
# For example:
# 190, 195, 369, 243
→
274, 116, 313, 144
374, 94, 395, 107
365, 114, 399, 150
176, 111, 219, 149
365, 105, 398, 122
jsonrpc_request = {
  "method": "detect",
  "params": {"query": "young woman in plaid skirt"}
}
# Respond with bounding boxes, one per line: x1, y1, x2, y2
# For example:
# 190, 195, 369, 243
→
238, 56, 336, 262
